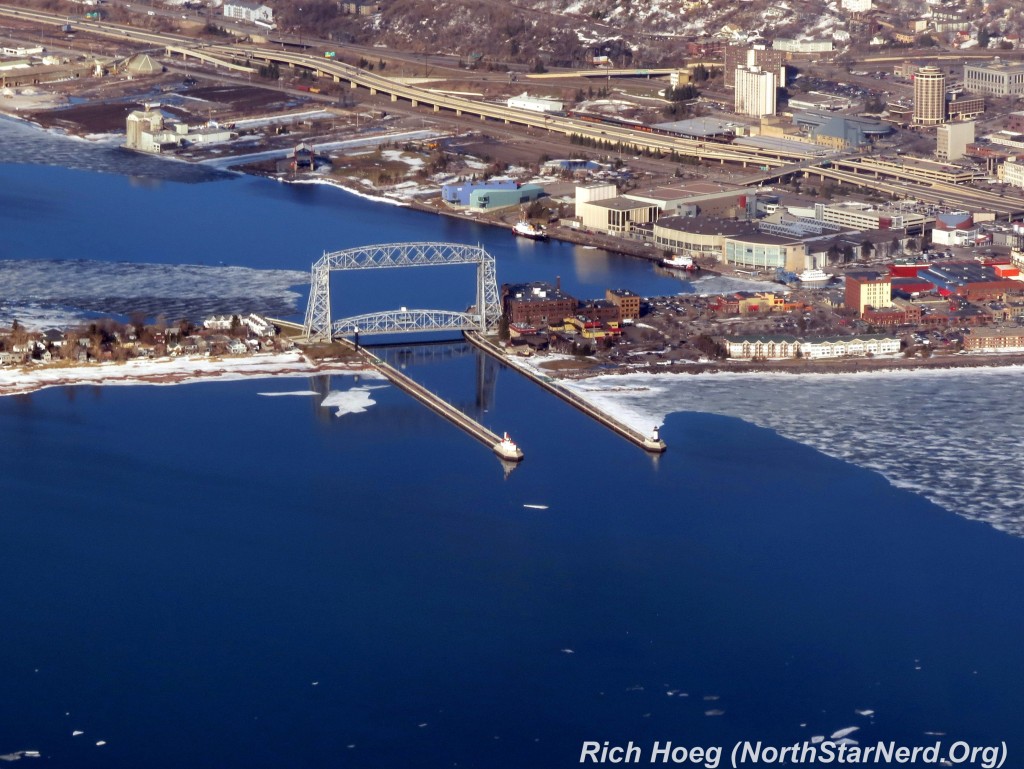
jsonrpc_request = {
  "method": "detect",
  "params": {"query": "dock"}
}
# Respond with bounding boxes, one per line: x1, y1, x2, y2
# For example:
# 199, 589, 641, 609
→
345, 339, 523, 462
465, 331, 666, 454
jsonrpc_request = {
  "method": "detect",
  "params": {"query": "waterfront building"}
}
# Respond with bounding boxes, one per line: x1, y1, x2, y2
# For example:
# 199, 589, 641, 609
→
719, 334, 900, 360
963, 58, 1024, 97
503, 282, 578, 328
652, 217, 758, 257
936, 121, 975, 161
735, 65, 777, 117
124, 109, 233, 154
467, 184, 543, 213
964, 327, 1024, 351
845, 272, 893, 316
913, 65, 946, 126
722, 232, 808, 271
575, 196, 659, 235
799, 335, 901, 358
719, 334, 800, 360
124, 109, 181, 153
442, 179, 518, 207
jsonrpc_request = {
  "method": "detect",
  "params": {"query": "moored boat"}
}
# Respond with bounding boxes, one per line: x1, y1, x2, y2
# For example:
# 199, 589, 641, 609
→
660, 254, 698, 272
513, 219, 548, 240
796, 268, 833, 286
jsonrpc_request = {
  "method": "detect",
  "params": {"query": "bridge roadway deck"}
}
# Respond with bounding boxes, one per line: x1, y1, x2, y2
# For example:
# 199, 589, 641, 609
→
339, 338, 523, 461
464, 331, 667, 454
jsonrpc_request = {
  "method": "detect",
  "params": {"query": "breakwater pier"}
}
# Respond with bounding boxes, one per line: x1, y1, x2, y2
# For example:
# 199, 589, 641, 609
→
464, 331, 667, 454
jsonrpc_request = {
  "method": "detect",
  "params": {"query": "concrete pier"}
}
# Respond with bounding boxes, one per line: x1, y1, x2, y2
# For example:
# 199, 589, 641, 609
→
465, 331, 667, 454
346, 340, 523, 461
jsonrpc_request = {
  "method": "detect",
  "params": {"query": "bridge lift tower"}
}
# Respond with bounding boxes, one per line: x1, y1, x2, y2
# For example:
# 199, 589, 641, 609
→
303, 242, 502, 341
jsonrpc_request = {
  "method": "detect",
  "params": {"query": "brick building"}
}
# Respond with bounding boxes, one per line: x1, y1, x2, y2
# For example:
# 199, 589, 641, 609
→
606, 289, 641, 321
503, 282, 577, 328
845, 271, 893, 316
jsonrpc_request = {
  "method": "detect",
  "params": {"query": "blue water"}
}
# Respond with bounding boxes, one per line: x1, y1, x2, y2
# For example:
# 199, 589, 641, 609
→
1, 134, 1023, 768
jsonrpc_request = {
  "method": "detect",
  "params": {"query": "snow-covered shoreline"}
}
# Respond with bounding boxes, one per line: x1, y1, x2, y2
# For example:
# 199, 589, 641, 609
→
283, 175, 409, 207
0, 352, 372, 397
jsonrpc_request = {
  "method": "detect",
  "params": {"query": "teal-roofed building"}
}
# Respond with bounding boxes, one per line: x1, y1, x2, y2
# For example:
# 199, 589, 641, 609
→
469, 184, 544, 212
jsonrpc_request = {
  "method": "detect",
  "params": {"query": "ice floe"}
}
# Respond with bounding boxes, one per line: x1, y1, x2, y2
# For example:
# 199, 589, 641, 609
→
558, 367, 1024, 536
830, 726, 860, 739
320, 386, 380, 417
0, 259, 309, 327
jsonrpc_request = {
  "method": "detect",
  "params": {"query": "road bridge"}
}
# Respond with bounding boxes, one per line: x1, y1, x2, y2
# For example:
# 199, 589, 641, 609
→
165, 44, 256, 74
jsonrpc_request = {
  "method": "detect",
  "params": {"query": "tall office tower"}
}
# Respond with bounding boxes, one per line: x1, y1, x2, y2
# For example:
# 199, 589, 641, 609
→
913, 65, 946, 126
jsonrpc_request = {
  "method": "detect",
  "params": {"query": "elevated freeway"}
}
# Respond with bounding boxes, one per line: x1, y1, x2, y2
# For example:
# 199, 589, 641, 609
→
8, 3, 1024, 214
0, 4, 814, 168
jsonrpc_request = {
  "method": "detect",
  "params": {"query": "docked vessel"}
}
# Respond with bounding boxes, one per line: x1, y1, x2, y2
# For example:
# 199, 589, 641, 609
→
513, 219, 548, 241
660, 254, 698, 272
796, 268, 832, 287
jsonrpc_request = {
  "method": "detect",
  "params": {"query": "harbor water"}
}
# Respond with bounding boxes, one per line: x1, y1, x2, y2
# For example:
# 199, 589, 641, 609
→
1, 119, 1023, 768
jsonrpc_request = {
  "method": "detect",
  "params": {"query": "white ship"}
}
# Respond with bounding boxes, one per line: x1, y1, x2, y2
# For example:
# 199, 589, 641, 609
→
796, 268, 832, 286
513, 219, 548, 241
660, 254, 698, 271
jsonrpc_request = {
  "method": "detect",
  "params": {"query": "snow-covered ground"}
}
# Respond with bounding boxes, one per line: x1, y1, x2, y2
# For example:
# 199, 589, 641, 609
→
0, 351, 372, 397
198, 130, 443, 169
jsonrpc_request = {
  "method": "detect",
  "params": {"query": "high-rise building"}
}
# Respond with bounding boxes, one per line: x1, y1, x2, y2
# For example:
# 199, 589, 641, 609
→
845, 273, 893, 317
724, 45, 786, 88
841, 0, 872, 11
734, 65, 777, 117
936, 121, 975, 161
913, 65, 946, 126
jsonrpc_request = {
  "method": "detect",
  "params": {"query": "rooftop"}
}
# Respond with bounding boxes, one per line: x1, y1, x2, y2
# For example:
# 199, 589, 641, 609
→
586, 196, 660, 211
626, 181, 744, 201
964, 57, 1024, 74
655, 216, 758, 237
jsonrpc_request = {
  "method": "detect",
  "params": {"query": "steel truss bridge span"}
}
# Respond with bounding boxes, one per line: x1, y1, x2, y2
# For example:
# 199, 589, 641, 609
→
303, 242, 501, 340
333, 309, 480, 337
